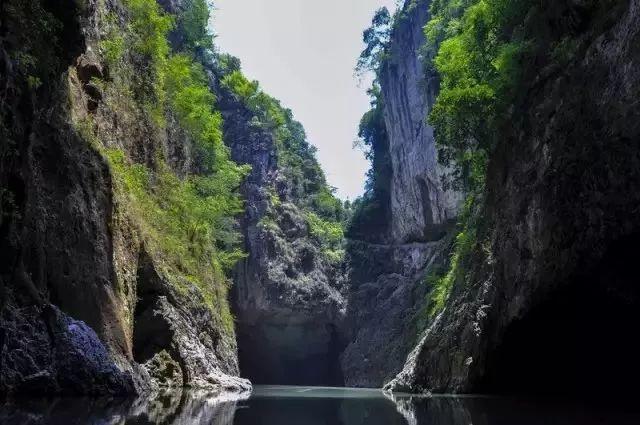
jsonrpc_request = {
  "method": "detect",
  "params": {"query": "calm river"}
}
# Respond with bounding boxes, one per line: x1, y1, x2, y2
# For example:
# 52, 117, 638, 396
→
1, 385, 639, 424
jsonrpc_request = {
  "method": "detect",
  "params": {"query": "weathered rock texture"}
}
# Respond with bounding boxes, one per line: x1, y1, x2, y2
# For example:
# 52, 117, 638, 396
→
386, 0, 640, 394
0, 0, 248, 395
215, 77, 347, 386
341, 0, 460, 388
380, 0, 462, 244
341, 238, 453, 387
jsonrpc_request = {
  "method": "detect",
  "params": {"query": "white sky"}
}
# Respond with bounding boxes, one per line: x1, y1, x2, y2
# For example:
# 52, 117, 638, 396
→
213, 0, 398, 200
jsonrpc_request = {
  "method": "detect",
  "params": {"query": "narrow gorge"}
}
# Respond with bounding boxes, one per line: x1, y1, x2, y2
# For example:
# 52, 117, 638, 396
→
1, 0, 640, 416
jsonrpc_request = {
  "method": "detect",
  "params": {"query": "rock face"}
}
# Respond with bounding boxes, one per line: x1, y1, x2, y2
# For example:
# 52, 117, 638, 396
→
132, 251, 250, 393
0, 0, 248, 395
0, 1, 135, 395
341, 0, 460, 388
215, 77, 347, 386
0, 304, 134, 395
341, 238, 452, 387
386, 0, 640, 394
379, 0, 462, 244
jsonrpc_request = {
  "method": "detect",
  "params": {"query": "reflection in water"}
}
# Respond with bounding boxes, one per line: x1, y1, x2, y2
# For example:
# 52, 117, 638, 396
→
0, 389, 249, 425
1, 386, 640, 424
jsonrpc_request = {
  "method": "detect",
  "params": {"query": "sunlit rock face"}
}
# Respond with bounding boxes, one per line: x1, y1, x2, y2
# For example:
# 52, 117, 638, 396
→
379, 0, 462, 245
386, 0, 640, 394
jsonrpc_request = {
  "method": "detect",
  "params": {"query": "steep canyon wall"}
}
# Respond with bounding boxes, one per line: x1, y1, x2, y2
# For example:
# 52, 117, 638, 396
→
386, 0, 640, 394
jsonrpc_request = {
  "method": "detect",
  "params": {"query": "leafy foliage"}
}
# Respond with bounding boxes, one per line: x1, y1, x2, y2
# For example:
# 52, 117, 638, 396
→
348, 83, 391, 240
89, 0, 249, 330
426, 0, 616, 190
220, 67, 347, 259
417, 0, 617, 317
426, 0, 531, 191
305, 211, 345, 262
176, 0, 214, 51
164, 54, 249, 181
221, 70, 335, 206
125, 0, 173, 62
3, 0, 64, 83
356, 7, 392, 76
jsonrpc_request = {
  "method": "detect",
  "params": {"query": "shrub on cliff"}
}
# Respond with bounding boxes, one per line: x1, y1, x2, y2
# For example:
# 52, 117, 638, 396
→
220, 67, 347, 261
84, 0, 249, 331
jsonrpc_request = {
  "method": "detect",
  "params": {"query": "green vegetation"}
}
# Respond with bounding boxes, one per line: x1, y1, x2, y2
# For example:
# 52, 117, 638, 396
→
221, 70, 328, 199
348, 83, 391, 240
105, 149, 243, 318
355, 7, 391, 76
350, 5, 400, 240
3, 0, 65, 85
165, 54, 246, 176
426, 0, 530, 191
425, 0, 618, 191
353, 0, 535, 321
415, 0, 617, 318
406, 0, 533, 320
305, 211, 345, 263
125, 0, 173, 62
85, 0, 249, 332
176, 0, 214, 51
220, 67, 348, 261
427, 197, 480, 317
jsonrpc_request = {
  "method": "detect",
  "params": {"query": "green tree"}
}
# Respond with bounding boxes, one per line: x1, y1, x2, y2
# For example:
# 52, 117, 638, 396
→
177, 0, 214, 51
427, 0, 528, 191
348, 82, 391, 240
356, 7, 391, 76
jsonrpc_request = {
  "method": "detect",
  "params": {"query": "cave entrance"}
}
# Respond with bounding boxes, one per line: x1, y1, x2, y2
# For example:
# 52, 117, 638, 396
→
237, 322, 344, 386
477, 233, 640, 398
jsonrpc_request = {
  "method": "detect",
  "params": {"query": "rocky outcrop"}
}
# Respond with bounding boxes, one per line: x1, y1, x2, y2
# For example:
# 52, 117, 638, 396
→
132, 250, 250, 393
0, 304, 134, 395
379, 0, 461, 244
341, 238, 452, 387
0, 1, 136, 394
215, 77, 347, 386
386, 0, 640, 394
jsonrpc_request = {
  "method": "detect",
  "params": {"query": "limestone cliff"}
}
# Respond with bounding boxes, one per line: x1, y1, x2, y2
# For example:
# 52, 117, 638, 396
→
379, 1, 461, 244
0, 0, 249, 395
341, 0, 461, 388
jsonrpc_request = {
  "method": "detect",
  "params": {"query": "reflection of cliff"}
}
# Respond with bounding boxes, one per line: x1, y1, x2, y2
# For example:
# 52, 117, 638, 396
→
384, 393, 473, 425
0, 389, 249, 425
384, 393, 640, 425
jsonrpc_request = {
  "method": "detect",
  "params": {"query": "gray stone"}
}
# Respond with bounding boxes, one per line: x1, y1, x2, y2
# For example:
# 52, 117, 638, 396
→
379, 0, 462, 244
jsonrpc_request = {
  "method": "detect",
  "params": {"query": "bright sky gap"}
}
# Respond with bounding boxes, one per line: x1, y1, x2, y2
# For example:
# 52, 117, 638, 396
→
213, 0, 398, 200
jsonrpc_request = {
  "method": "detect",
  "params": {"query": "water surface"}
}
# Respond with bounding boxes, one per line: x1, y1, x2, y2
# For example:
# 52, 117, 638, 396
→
1, 385, 639, 424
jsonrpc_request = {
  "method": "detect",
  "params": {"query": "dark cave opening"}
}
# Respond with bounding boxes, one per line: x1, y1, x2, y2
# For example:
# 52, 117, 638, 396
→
132, 293, 172, 364
478, 233, 640, 398
237, 322, 345, 386
132, 251, 177, 365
